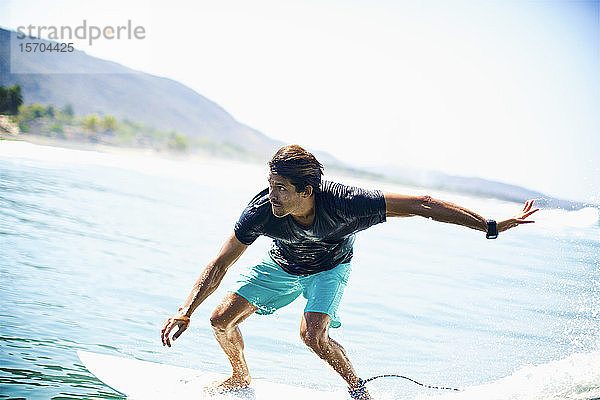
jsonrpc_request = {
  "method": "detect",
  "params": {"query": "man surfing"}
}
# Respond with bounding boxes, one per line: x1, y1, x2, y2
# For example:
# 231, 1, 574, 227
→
161, 145, 538, 399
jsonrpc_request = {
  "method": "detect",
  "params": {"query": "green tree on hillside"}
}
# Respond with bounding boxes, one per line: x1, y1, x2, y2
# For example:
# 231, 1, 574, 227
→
62, 104, 74, 119
45, 105, 56, 118
167, 131, 189, 152
0, 85, 24, 115
102, 115, 118, 132
18, 104, 46, 120
83, 115, 99, 132
0, 87, 6, 112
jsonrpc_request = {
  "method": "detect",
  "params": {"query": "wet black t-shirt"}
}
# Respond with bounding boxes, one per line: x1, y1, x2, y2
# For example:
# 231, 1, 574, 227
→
234, 181, 387, 275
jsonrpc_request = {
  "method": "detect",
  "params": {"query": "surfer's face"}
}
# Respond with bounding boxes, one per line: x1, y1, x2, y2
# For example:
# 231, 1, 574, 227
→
268, 173, 308, 218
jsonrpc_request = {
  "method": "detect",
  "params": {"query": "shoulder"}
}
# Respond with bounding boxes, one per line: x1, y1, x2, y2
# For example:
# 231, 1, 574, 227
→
319, 180, 383, 202
246, 187, 270, 208
319, 180, 354, 199
318, 180, 385, 218
317, 181, 343, 208
234, 188, 272, 244
240, 187, 272, 220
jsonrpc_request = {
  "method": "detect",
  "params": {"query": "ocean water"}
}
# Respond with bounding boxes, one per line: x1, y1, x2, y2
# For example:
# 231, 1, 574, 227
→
1, 141, 599, 400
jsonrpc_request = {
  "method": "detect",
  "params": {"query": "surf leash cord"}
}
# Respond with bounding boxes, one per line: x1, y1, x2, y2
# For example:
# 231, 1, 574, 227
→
363, 374, 461, 391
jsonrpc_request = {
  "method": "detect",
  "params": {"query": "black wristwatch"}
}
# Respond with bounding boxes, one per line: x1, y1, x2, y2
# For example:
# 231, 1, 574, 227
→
486, 219, 498, 239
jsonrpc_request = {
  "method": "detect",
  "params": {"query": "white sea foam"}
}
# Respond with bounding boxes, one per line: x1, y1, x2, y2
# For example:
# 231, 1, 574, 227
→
417, 351, 600, 400
534, 207, 599, 229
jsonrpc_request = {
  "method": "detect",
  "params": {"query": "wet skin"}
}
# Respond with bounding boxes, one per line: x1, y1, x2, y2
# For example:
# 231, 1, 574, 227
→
267, 173, 315, 226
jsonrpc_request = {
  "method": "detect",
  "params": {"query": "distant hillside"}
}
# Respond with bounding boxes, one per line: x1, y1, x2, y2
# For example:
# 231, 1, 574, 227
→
365, 164, 597, 210
0, 28, 283, 157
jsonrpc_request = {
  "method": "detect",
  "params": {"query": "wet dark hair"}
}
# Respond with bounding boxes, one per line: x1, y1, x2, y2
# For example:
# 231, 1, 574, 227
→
269, 145, 324, 194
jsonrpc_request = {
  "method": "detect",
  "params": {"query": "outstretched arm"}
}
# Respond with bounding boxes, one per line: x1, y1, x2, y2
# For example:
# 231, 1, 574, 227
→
161, 233, 248, 347
384, 193, 538, 234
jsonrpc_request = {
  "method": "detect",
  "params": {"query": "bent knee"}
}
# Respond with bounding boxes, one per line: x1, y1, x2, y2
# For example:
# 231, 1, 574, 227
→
300, 326, 328, 351
210, 309, 234, 332
210, 294, 256, 332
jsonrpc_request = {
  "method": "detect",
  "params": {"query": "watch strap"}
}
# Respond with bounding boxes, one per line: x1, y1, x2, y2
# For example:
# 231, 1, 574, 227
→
486, 219, 498, 239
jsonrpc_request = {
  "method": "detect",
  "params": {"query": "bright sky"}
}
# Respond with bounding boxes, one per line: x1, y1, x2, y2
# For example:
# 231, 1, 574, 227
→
1, 0, 599, 202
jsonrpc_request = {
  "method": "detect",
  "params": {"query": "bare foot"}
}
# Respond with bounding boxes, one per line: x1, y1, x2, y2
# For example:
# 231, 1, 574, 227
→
348, 381, 372, 400
206, 374, 251, 393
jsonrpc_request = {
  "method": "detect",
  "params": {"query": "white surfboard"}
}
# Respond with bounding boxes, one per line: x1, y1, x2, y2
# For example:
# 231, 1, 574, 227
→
78, 350, 348, 400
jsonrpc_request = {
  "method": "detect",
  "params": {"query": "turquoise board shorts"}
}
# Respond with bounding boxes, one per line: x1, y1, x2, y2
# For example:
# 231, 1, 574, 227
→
231, 254, 351, 328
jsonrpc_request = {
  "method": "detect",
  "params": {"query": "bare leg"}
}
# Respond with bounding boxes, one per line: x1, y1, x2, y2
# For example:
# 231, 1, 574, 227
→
300, 312, 371, 399
210, 292, 257, 390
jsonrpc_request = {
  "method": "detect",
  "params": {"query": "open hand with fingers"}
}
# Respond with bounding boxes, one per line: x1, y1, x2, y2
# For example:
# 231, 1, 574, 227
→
161, 310, 191, 347
498, 200, 539, 233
